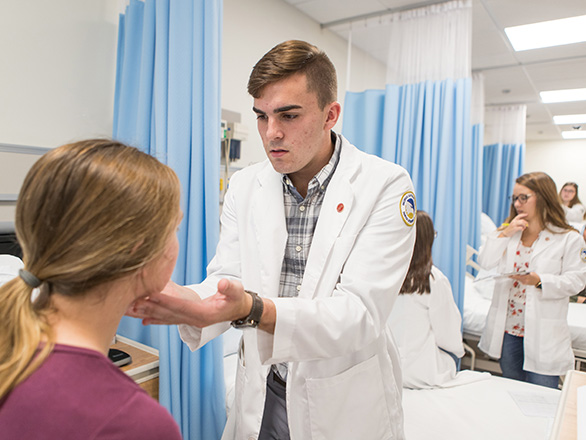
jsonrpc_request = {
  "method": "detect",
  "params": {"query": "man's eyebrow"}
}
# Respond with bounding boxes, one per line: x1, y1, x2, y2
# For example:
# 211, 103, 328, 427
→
252, 105, 302, 115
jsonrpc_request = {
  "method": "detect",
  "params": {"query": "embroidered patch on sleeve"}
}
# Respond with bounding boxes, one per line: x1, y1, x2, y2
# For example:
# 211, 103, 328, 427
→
400, 191, 416, 227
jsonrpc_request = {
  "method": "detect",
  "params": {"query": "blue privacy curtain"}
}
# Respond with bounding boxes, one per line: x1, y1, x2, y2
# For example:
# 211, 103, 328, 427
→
342, 0, 473, 312
482, 105, 527, 226
112, 1, 225, 439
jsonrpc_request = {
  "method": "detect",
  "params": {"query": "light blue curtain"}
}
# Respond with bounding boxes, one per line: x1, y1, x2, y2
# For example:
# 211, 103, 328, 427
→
343, 78, 474, 312
113, 1, 226, 439
482, 143, 525, 226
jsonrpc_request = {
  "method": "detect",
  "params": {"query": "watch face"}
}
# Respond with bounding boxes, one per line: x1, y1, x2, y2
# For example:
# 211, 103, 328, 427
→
231, 319, 258, 329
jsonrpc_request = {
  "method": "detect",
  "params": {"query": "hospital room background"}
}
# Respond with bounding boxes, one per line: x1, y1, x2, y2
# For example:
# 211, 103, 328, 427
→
1, 0, 585, 439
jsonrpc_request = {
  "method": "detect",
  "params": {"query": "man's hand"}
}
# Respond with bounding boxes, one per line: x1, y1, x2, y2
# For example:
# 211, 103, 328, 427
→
126, 279, 252, 328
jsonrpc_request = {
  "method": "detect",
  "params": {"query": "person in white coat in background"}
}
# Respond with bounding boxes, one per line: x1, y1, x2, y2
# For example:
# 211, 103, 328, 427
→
560, 182, 586, 223
479, 172, 586, 389
389, 211, 465, 389
129, 40, 416, 440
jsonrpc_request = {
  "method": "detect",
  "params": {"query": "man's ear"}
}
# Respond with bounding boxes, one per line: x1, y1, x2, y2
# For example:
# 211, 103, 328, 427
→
324, 101, 341, 130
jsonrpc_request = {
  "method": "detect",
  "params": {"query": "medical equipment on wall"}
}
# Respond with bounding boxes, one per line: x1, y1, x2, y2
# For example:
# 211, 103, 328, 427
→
220, 112, 247, 203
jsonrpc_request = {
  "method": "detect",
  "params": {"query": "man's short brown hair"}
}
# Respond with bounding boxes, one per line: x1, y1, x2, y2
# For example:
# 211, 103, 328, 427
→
247, 40, 337, 109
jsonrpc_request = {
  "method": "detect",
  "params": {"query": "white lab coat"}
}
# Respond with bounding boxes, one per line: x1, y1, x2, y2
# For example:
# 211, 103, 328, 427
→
179, 136, 416, 440
564, 203, 586, 223
389, 266, 465, 389
478, 226, 586, 375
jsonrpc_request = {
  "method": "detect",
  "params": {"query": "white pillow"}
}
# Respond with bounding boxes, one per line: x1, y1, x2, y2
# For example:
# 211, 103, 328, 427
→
0, 254, 24, 286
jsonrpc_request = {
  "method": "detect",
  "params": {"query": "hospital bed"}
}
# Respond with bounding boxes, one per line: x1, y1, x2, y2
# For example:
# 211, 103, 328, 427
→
221, 330, 561, 439
464, 246, 586, 372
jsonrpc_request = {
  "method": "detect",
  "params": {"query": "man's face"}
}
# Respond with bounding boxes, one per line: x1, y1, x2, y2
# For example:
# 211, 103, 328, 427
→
253, 73, 340, 190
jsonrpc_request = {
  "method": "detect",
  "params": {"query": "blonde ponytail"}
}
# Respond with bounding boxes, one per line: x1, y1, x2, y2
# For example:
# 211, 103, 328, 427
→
0, 277, 53, 399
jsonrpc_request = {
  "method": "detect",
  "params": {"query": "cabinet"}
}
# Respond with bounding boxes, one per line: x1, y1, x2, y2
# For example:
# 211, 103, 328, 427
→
111, 335, 160, 401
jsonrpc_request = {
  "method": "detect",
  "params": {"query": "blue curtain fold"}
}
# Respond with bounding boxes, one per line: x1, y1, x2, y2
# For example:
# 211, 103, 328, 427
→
482, 143, 525, 227
343, 78, 474, 312
112, 1, 226, 439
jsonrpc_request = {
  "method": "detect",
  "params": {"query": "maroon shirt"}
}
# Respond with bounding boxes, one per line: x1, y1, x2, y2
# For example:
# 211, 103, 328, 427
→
0, 344, 182, 440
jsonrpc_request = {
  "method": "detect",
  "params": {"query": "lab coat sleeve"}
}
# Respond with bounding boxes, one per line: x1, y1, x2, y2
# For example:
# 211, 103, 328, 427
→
428, 267, 465, 358
477, 231, 512, 271
539, 231, 586, 300
178, 178, 242, 351
259, 165, 416, 364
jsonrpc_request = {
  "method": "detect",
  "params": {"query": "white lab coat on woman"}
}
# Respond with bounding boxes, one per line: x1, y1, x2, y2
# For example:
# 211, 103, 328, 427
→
389, 266, 465, 389
179, 136, 416, 440
478, 226, 586, 375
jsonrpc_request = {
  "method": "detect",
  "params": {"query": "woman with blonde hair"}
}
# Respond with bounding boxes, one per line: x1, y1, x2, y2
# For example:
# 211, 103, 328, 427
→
389, 211, 464, 388
0, 139, 183, 439
479, 172, 586, 388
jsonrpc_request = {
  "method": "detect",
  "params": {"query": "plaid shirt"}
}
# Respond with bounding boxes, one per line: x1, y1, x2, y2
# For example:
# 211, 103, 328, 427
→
273, 133, 341, 381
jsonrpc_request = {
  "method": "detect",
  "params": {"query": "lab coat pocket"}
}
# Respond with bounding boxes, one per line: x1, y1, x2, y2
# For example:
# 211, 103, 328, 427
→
538, 318, 571, 363
305, 355, 392, 440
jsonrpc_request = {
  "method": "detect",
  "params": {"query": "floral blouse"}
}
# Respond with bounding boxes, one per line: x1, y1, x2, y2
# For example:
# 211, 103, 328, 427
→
505, 241, 535, 336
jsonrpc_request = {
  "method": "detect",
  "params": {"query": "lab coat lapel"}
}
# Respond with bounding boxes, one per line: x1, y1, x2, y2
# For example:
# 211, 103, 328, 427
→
531, 228, 555, 260
252, 165, 287, 298
300, 141, 358, 299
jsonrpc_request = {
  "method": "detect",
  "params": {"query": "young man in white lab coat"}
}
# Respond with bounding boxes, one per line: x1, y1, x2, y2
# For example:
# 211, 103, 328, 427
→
130, 40, 416, 440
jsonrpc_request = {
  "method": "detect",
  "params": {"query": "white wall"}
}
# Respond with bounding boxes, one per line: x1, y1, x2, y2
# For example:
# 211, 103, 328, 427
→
0, 0, 385, 224
222, 0, 387, 167
525, 139, 586, 197
0, 0, 120, 223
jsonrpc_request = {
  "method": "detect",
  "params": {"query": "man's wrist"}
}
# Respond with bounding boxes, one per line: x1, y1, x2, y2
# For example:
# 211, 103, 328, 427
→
231, 291, 263, 328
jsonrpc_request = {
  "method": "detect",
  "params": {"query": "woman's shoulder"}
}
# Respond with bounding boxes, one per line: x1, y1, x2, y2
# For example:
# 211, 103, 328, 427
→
430, 266, 452, 289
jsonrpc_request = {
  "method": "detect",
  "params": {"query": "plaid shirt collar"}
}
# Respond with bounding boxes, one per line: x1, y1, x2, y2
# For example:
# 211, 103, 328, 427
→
281, 132, 341, 201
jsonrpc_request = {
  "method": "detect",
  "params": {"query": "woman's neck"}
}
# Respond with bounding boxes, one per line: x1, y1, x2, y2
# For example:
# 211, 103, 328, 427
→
48, 279, 136, 355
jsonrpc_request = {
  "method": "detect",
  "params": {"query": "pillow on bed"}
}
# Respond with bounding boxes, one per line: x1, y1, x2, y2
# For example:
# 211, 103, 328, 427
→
473, 269, 495, 300
0, 254, 24, 286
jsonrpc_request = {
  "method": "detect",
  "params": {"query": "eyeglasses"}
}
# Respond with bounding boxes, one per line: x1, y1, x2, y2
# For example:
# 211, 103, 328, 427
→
509, 194, 533, 204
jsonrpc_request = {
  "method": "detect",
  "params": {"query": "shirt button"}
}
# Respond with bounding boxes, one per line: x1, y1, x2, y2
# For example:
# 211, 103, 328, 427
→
299, 205, 305, 212
295, 245, 302, 252
296, 285, 301, 291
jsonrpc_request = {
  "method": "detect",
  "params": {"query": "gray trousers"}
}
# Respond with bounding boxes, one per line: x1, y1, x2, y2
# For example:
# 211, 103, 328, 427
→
258, 370, 291, 440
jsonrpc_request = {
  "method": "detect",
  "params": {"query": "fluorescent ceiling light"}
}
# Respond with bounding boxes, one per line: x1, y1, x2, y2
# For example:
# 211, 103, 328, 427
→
562, 131, 586, 140
540, 88, 586, 103
553, 114, 586, 125
505, 15, 586, 51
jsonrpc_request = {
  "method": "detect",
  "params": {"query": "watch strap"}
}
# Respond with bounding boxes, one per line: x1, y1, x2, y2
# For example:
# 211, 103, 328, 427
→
231, 290, 263, 328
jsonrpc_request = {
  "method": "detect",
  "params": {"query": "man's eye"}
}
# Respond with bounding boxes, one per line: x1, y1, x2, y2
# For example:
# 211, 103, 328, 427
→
282, 114, 297, 120
256, 114, 267, 121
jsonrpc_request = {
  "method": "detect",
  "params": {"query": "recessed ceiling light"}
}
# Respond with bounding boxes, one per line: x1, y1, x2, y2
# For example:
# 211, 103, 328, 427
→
553, 114, 586, 125
562, 131, 586, 139
540, 88, 586, 103
505, 15, 586, 51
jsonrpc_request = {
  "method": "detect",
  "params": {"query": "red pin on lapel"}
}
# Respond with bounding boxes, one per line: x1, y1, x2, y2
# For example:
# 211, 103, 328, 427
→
337, 203, 344, 213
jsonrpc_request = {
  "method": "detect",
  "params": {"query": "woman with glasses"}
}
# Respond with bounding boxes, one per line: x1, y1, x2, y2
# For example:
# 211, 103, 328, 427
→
389, 211, 464, 389
478, 172, 586, 388
559, 182, 585, 223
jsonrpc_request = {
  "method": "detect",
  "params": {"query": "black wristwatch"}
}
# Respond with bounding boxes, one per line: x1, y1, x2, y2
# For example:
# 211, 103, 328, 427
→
231, 290, 264, 328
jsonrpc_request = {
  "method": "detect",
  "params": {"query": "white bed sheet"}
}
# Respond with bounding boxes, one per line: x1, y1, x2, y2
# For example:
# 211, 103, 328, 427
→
403, 375, 560, 440
463, 275, 586, 351
223, 351, 560, 440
